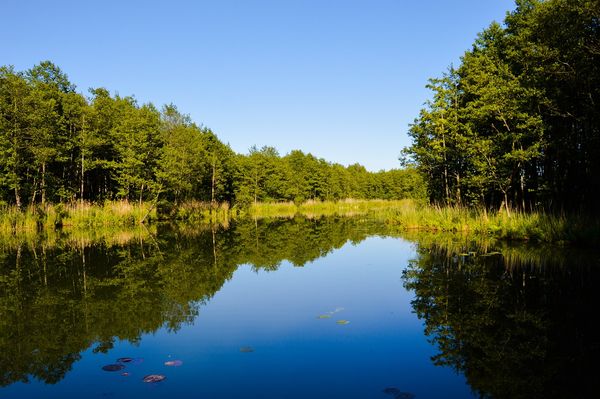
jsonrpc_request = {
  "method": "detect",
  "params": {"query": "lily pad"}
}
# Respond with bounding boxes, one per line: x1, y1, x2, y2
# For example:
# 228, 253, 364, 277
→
336, 320, 350, 325
102, 364, 125, 372
239, 346, 254, 353
117, 357, 133, 363
317, 314, 332, 319
143, 374, 166, 383
164, 360, 183, 367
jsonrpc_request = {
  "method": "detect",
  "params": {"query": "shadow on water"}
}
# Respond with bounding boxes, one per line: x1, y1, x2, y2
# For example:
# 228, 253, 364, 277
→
402, 232, 600, 398
0, 216, 598, 398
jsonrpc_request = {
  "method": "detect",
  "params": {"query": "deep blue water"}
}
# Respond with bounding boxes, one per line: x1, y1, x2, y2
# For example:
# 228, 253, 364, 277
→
1, 217, 597, 398
1, 235, 472, 399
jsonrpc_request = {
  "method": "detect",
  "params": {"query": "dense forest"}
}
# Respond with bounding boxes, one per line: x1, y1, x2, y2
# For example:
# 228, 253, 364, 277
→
405, 0, 599, 212
0, 62, 423, 208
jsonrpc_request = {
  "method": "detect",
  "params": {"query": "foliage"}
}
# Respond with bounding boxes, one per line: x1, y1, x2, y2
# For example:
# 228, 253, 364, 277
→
405, 0, 600, 212
0, 62, 423, 214
403, 239, 599, 398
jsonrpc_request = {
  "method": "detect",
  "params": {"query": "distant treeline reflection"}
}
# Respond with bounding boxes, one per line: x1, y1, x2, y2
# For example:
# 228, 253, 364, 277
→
0, 216, 382, 386
1, 216, 598, 398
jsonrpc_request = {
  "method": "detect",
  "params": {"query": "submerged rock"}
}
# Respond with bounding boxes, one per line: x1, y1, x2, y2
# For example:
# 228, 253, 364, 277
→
239, 346, 254, 353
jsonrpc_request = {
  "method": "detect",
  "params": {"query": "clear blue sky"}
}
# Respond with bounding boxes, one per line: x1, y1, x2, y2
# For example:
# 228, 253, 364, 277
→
2, 0, 514, 171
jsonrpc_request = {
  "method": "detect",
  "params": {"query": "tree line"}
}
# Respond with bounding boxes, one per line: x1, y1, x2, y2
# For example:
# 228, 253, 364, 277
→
405, 0, 599, 212
0, 62, 423, 208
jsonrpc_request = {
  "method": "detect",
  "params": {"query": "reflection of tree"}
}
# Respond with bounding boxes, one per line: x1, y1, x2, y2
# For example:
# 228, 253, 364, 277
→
0, 216, 386, 387
403, 243, 599, 399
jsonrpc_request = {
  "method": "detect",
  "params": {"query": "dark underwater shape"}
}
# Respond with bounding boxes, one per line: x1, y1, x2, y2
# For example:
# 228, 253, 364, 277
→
382, 387, 415, 399
239, 346, 254, 353
143, 374, 166, 383
116, 357, 133, 363
101, 364, 125, 372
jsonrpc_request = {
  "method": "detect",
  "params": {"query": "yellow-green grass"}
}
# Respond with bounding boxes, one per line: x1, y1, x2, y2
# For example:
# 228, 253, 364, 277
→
385, 203, 600, 245
247, 199, 416, 219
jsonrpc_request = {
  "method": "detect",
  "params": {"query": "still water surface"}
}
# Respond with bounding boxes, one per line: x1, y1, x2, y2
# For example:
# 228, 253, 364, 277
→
0, 217, 598, 398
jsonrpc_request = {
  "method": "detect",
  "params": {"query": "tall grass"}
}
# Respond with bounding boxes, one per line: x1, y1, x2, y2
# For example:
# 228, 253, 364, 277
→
62, 201, 156, 227
385, 203, 600, 245
248, 199, 415, 219
171, 200, 239, 224
0, 201, 156, 239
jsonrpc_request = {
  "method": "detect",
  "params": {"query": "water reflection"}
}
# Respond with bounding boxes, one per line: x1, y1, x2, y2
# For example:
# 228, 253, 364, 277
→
0, 217, 598, 398
0, 216, 383, 387
403, 234, 600, 398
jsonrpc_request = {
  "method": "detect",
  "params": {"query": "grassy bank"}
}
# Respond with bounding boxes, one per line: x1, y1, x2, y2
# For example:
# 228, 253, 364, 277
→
247, 199, 415, 219
385, 203, 600, 245
0, 201, 156, 233
2, 199, 598, 245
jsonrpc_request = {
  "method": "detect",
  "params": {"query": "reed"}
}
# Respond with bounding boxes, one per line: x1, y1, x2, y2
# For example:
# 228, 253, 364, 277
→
385, 204, 600, 245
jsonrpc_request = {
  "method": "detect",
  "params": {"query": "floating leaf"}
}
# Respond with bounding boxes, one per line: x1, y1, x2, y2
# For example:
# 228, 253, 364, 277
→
317, 314, 332, 319
458, 253, 469, 256
121, 372, 130, 377
102, 364, 125, 372
240, 346, 254, 353
143, 374, 166, 383
117, 357, 133, 363
164, 360, 183, 367
336, 320, 350, 325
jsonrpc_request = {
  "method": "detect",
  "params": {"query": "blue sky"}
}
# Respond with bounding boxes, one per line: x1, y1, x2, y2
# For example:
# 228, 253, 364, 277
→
2, 0, 514, 171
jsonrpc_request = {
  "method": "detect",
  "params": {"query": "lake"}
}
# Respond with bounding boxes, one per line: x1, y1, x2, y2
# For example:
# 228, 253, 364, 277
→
0, 216, 598, 398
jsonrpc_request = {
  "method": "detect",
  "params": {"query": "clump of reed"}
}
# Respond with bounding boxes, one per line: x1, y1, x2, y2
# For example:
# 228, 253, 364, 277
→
385, 204, 600, 245
61, 201, 156, 227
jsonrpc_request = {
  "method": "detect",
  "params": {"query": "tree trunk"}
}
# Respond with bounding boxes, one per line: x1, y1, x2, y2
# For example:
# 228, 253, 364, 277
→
211, 159, 216, 205
81, 150, 85, 204
41, 162, 46, 205
30, 176, 37, 207
15, 187, 21, 208
139, 184, 144, 207
455, 173, 461, 205
503, 191, 511, 217
520, 170, 526, 211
